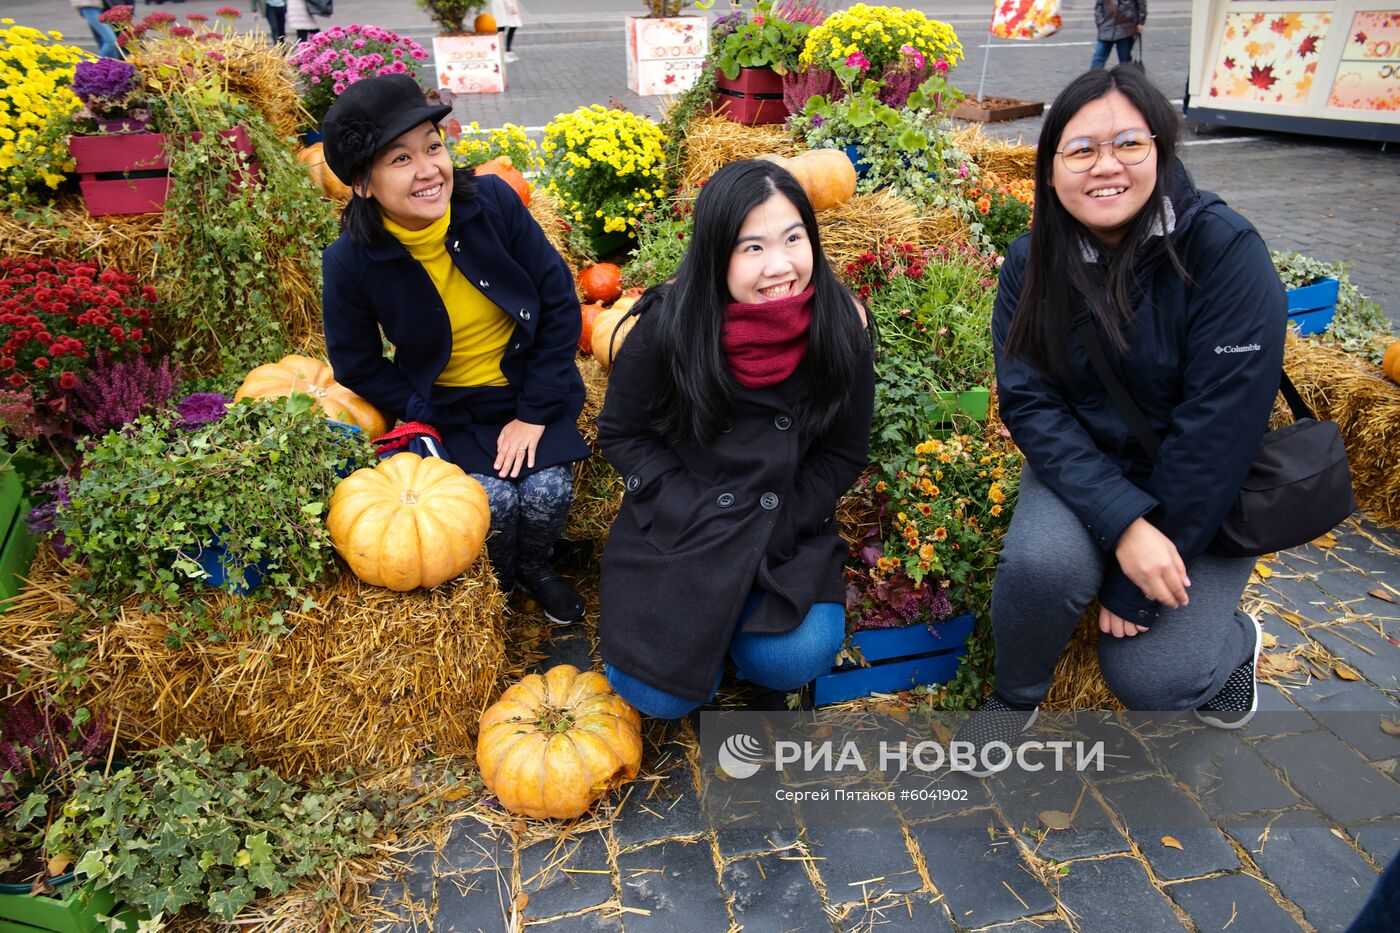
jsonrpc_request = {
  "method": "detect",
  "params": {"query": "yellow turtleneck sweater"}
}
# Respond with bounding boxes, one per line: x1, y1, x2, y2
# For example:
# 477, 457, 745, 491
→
382, 212, 514, 387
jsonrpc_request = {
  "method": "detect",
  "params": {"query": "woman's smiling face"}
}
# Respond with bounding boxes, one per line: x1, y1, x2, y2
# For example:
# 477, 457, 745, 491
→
356, 121, 453, 230
726, 192, 813, 304
1049, 89, 1158, 249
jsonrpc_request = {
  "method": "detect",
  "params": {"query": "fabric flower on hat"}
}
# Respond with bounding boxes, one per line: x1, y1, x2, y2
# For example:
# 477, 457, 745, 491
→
334, 117, 381, 172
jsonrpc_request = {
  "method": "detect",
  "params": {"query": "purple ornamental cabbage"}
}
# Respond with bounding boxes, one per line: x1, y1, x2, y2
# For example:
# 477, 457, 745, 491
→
176, 392, 231, 431
71, 58, 140, 113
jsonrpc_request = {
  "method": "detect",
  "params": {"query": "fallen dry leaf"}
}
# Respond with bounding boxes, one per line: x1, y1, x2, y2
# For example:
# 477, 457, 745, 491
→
1368, 588, 1396, 605
46, 854, 73, 877
1260, 653, 1301, 675
1275, 609, 1308, 628
809, 723, 834, 741
1313, 532, 1338, 549
512, 893, 529, 913
1254, 562, 1273, 579
1334, 664, 1361, 681
1380, 716, 1400, 737
1261, 631, 1279, 650
1039, 810, 1073, 831
1161, 836, 1184, 850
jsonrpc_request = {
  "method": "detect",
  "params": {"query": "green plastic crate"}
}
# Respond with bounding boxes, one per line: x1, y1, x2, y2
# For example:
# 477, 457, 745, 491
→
930, 387, 992, 435
0, 471, 37, 607
0, 879, 140, 933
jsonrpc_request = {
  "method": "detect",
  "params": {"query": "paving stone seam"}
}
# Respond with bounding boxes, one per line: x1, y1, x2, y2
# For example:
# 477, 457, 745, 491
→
1214, 830, 1319, 932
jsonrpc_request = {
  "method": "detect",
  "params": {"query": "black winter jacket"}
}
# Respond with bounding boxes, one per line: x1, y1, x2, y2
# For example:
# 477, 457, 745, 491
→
597, 293, 875, 700
992, 163, 1286, 627
1096, 0, 1146, 42
321, 174, 589, 476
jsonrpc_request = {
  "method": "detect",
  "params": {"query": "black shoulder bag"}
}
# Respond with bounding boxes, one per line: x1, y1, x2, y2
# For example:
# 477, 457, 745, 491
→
1072, 309, 1355, 557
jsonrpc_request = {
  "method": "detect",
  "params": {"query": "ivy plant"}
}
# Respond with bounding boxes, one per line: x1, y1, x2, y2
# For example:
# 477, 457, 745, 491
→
1271, 249, 1393, 362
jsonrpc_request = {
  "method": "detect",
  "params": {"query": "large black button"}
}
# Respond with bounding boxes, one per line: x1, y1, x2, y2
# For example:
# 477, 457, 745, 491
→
774, 414, 792, 431
719, 419, 734, 434
521, 309, 531, 321
760, 492, 779, 511
626, 475, 641, 492
716, 493, 735, 508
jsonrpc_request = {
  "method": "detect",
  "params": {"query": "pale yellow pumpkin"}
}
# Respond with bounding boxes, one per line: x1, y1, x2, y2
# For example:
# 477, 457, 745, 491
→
235, 355, 389, 438
757, 149, 857, 211
295, 142, 351, 200
327, 453, 491, 591
590, 307, 637, 371
477, 664, 642, 820
1384, 339, 1400, 384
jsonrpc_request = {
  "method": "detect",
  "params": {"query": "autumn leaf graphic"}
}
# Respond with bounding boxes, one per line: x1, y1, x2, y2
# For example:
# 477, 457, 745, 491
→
1355, 32, 1368, 44
1223, 56, 1237, 70
1250, 63, 1278, 91
1298, 34, 1319, 56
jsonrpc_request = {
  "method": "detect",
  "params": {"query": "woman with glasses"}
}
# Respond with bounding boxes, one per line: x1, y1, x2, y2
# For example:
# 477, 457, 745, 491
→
964, 65, 1285, 756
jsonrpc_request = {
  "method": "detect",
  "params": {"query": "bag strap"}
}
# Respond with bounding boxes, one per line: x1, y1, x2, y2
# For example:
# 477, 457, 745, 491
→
1071, 308, 1315, 463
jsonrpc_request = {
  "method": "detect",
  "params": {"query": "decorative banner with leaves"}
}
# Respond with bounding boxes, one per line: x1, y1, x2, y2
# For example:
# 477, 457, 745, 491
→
989, 0, 1062, 41
1209, 10, 1334, 105
1328, 10, 1400, 112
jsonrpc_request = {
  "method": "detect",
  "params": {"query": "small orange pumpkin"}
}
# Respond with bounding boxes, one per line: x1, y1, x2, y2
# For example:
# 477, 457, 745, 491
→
295, 142, 351, 200
476, 664, 642, 820
234, 355, 388, 438
591, 306, 638, 371
327, 453, 491, 591
474, 12, 498, 34
1383, 339, 1400, 384
475, 155, 530, 206
578, 263, 623, 304
757, 149, 856, 211
578, 302, 606, 355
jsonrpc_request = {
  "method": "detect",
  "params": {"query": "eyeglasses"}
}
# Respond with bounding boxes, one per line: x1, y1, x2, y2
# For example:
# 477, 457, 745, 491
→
1056, 129, 1156, 173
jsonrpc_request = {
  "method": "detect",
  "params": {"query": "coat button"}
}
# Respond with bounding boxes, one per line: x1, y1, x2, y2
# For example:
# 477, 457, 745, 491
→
1137, 610, 1149, 620
774, 414, 792, 431
719, 419, 733, 434
479, 279, 489, 288
521, 309, 531, 321
716, 493, 735, 508
760, 492, 779, 511
626, 475, 641, 492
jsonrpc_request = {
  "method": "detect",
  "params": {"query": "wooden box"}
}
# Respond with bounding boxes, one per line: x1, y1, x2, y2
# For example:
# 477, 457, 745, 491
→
814, 611, 975, 706
68, 126, 259, 217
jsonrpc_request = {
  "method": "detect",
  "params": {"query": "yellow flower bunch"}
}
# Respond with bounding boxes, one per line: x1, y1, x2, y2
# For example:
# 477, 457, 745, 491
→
800, 4, 964, 77
0, 20, 92, 206
451, 122, 541, 174
539, 105, 666, 241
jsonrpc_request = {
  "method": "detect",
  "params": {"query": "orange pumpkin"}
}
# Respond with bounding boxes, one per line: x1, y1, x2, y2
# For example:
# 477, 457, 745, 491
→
591, 306, 638, 371
578, 302, 606, 355
475, 155, 530, 206
476, 664, 642, 820
578, 263, 623, 304
327, 453, 491, 591
1384, 339, 1400, 384
234, 355, 388, 438
757, 149, 856, 211
295, 142, 351, 200
474, 12, 498, 34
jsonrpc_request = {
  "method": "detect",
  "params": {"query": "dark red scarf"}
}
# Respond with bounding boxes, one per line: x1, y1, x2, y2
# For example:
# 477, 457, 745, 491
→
721, 285, 814, 388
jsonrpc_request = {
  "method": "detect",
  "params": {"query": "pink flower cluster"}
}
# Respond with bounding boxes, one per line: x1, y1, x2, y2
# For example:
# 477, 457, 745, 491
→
289, 24, 430, 122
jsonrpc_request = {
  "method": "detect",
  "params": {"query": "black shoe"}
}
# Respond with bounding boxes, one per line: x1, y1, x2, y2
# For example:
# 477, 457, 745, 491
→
951, 694, 1040, 777
1196, 612, 1261, 730
522, 572, 585, 626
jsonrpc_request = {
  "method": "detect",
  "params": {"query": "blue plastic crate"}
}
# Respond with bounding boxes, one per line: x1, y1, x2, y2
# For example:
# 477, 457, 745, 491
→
1286, 277, 1340, 335
814, 611, 975, 706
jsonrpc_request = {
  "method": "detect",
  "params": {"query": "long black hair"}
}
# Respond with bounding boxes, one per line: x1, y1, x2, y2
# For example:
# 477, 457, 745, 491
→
1003, 65, 1187, 379
647, 158, 869, 445
340, 159, 478, 246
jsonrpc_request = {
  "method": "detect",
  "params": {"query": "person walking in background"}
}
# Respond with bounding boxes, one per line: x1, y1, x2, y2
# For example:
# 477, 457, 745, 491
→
251, 0, 288, 44
71, 0, 121, 60
1092, 0, 1145, 69
491, 0, 524, 63
286, 0, 320, 44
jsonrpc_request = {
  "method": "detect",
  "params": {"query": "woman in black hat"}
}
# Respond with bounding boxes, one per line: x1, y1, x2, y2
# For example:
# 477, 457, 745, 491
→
320, 74, 590, 623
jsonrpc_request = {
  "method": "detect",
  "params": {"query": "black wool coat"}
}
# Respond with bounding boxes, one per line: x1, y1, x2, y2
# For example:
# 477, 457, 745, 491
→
596, 296, 875, 701
321, 174, 589, 477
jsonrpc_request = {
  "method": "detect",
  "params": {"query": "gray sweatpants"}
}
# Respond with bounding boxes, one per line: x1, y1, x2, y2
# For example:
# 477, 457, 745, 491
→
992, 468, 1256, 710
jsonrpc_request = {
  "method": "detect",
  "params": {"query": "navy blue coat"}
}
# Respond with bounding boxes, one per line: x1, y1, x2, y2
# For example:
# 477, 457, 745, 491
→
992, 164, 1286, 627
597, 293, 875, 701
321, 174, 589, 476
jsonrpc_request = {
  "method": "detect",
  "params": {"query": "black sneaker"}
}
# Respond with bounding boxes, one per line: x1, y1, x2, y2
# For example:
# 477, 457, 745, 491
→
951, 695, 1040, 777
1195, 612, 1262, 730
521, 572, 585, 626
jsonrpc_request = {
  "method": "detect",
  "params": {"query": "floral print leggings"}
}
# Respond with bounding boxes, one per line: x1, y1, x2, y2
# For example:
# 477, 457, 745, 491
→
468, 465, 573, 592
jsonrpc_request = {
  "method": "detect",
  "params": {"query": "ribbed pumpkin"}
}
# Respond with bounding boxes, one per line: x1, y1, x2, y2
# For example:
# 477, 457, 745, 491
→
476, 156, 530, 206
591, 306, 638, 371
234, 355, 388, 438
757, 149, 856, 211
578, 263, 623, 303
578, 302, 606, 355
1384, 339, 1400, 384
295, 142, 351, 200
477, 664, 642, 820
327, 453, 491, 591
474, 12, 497, 34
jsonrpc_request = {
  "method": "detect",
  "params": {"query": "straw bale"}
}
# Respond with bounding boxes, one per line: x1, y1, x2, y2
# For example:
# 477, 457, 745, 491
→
0, 549, 508, 777
0, 199, 162, 277
1043, 606, 1122, 711
528, 187, 579, 273
679, 113, 802, 190
819, 190, 927, 273
950, 123, 1038, 181
567, 356, 624, 543
1282, 336, 1400, 527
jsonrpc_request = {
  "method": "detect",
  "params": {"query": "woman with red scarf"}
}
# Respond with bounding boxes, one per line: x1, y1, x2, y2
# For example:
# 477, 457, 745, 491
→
595, 159, 875, 718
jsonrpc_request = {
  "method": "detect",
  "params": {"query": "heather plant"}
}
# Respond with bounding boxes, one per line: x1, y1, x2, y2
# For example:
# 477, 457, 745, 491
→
71, 353, 181, 437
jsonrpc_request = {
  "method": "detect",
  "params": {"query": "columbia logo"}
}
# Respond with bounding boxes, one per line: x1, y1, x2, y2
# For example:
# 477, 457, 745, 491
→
1215, 344, 1262, 354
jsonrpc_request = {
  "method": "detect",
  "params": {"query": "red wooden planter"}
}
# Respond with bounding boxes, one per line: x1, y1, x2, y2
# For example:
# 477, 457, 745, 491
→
68, 126, 260, 217
713, 66, 789, 125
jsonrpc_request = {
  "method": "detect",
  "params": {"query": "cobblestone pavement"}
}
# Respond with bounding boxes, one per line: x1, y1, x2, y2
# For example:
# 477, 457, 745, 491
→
10, 2, 1397, 929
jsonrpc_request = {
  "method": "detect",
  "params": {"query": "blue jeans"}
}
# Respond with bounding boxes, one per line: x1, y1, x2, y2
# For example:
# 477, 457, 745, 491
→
1091, 37, 1135, 69
79, 7, 122, 60
606, 594, 846, 719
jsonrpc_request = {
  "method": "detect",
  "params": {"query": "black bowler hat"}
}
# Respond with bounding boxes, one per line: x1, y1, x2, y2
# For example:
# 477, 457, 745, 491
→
321, 74, 452, 186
